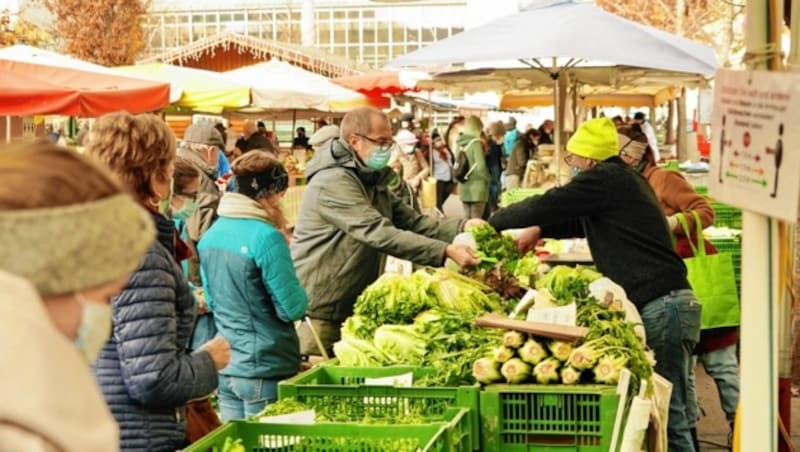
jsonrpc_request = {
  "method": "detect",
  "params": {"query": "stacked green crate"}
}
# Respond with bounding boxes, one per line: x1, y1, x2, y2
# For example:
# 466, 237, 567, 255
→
182, 408, 470, 452
479, 384, 619, 452
278, 364, 480, 451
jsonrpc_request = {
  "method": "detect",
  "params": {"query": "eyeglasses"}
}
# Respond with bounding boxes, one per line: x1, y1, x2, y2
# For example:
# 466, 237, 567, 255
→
356, 134, 395, 152
563, 153, 576, 165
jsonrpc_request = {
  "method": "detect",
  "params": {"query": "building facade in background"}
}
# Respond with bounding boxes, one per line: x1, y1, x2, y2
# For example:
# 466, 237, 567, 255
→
142, 0, 470, 68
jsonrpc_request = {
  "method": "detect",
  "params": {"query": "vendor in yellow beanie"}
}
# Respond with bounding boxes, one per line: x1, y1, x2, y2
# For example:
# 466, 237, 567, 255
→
564, 117, 620, 173
489, 118, 701, 451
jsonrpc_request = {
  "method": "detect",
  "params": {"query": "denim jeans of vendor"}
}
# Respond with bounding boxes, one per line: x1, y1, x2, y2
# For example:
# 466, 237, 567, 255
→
686, 345, 740, 425
640, 290, 702, 452
218, 375, 279, 421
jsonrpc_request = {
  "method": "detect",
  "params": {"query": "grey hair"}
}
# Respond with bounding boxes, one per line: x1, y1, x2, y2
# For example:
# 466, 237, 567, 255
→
340, 107, 386, 141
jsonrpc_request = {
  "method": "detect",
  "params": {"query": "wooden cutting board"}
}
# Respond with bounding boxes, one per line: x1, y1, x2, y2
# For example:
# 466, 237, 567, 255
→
474, 313, 588, 342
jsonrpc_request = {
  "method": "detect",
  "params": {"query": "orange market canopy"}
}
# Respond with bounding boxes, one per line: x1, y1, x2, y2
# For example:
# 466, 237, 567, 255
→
0, 59, 171, 116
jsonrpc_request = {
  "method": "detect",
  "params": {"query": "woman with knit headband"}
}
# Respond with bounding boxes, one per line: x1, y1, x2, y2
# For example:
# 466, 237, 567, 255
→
198, 150, 309, 420
85, 111, 230, 452
0, 143, 154, 452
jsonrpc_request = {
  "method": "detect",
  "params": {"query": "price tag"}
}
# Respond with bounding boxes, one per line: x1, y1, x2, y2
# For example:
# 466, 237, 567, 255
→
527, 303, 577, 326
364, 372, 414, 387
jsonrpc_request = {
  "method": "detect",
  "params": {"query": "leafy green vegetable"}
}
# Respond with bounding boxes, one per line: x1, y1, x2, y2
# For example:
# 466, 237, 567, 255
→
548, 340, 573, 362
518, 337, 548, 365
472, 357, 502, 384
533, 357, 561, 384
501, 358, 532, 383
353, 273, 435, 336
593, 354, 628, 384
502, 331, 526, 349
560, 366, 582, 385
469, 223, 520, 270
535, 265, 603, 304
492, 346, 515, 363
294, 437, 419, 452
221, 437, 245, 452
373, 324, 427, 365
513, 254, 540, 288
254, 398, 311, 418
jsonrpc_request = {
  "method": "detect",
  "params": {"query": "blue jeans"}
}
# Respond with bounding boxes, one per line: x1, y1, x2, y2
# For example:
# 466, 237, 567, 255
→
218, 375, 279, 421
686, 344, 740, 424
640, 289, 702, 452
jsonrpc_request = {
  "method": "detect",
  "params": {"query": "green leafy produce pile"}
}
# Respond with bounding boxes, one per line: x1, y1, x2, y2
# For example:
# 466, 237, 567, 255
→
500, 188, 546, 207
253, 398, 428, 424
473, 266, 653, 393
334, 268, 504, 385
293, 437, 419, 452
465, 223, 540, 295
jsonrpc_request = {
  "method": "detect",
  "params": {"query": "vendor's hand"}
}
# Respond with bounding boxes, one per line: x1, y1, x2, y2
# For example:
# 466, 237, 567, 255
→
666, 214, 679, 232
194, 288, 208, 315
514, 226, 542, 254
462, 218, 487, 232
200, 336, 230, 370
446, 244, 480, 268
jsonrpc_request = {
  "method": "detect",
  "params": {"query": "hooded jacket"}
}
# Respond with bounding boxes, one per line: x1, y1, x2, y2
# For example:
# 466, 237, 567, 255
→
290, 139, 463, 322
0, 272, 119, 452
456, 133, 490, 203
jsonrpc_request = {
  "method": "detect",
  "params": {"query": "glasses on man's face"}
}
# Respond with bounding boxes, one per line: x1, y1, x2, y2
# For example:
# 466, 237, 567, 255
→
356, 134, 395, 152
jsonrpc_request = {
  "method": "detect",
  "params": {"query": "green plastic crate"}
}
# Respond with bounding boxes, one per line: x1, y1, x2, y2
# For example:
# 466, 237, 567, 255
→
182, 408, 470, 452
278, 365, 479, 451
479, 384, 619, 452
710, 201, 742, 230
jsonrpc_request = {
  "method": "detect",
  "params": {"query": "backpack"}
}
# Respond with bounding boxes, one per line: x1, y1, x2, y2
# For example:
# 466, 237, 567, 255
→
453, 138, 479, 183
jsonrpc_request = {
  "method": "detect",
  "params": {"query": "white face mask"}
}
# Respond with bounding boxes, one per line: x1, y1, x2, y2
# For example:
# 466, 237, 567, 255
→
73, 293, 112, 364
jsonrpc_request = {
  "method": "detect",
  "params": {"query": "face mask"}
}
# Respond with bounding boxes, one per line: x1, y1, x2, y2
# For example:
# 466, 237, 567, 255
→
570, 166, 582, 177
172, 198, 199, 221
366, 147, 392, 170
157, 177, 174, 216
73, 293, 112, 364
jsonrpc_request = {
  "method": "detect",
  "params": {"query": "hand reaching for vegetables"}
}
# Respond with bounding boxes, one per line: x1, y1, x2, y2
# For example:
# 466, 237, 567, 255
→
514, 226, 542, 254
462, 218, 488, 232
446, 244, 481, 268
200, 336, 231, 370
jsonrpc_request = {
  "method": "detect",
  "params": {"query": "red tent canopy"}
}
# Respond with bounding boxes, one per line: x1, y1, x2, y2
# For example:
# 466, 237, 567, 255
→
0, 59, 171, 116
334, 71, 424, 98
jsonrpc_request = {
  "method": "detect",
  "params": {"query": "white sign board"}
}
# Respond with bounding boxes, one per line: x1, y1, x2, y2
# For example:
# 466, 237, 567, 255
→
709, 69, 800, 222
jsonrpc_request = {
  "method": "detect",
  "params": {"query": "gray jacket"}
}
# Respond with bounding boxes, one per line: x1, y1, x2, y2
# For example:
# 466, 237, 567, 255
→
290, 139, 463, 322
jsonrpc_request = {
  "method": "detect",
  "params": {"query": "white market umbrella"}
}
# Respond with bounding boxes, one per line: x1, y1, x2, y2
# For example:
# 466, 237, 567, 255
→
387, 0, 718, 181
225, 60, 373, 112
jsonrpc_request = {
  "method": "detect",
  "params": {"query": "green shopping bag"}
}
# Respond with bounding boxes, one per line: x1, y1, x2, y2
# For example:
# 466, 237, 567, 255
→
677, 212, 740, 329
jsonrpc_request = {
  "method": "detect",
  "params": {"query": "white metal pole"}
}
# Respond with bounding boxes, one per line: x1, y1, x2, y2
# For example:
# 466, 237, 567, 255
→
739, 1, 781, 451
552, 57, 561, 185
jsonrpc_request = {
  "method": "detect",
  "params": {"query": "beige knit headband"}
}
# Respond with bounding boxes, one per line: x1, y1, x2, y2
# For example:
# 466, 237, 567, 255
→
618, 134, 648, 160
0, 194, 155, 296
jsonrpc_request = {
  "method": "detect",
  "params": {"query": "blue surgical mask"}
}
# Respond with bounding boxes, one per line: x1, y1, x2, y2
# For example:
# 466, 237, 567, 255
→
366, 147, 392, 170
172, 199, 199, 221
73, 293, 112, 364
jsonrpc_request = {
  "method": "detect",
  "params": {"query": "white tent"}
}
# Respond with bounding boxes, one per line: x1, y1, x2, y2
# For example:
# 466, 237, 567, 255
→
387, 0, 718, 179
225, 60, 373, 112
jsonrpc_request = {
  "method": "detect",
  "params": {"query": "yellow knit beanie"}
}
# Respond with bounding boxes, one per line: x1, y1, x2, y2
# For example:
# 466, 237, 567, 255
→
566, 118, 619, 161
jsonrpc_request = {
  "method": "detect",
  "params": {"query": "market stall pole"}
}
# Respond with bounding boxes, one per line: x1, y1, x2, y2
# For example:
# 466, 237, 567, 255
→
732, 1, 796, 450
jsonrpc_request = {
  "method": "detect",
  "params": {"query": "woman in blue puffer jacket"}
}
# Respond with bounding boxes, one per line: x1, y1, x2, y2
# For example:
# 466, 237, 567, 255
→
199, 151, 308, 420
86, 112, 231, 452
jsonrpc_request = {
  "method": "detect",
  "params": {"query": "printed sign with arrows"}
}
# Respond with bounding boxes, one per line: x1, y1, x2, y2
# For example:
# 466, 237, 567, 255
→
709, 69, 799, 222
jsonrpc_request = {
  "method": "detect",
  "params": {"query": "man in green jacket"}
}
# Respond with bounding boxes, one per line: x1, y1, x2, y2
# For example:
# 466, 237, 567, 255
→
291, 107, 483, 356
